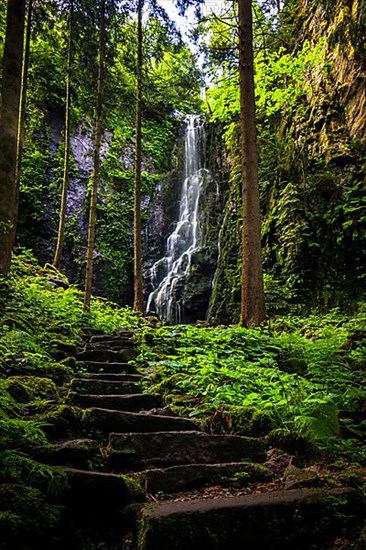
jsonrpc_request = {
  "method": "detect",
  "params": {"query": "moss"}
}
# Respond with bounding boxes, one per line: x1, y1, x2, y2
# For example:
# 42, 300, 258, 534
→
6, 376, 59, 404
224, 463, 273, 487
208, 405, 275, 437
30, 404, 82, 438
266, 428, 319, 462
0, 484, 59, 542
119, 475, 145, 501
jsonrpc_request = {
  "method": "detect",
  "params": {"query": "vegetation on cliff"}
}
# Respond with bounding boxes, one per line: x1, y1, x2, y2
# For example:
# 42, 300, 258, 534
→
0, 0, 365, 544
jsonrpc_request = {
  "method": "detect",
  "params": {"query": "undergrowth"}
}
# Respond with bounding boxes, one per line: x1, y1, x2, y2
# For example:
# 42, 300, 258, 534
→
137, 315, 366, 465
0, 250, 147, 537
0, 249, 365, 541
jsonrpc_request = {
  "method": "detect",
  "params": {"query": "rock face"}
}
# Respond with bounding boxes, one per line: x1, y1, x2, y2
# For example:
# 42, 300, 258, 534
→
208, 0, 366, 323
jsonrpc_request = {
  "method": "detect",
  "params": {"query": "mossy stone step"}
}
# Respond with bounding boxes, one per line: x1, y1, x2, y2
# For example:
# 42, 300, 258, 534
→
77, 348, 137, 363
138, 488, 362, 550
136, 462, 272, 494
82, 373, 142, 382
59, 467, 144, 529
84, 409, 198, 437
36, 438, 100, 469
70, 378, 141, 395
108, 432, 265, 470
86, 339, 136, 351
70, 393, 163, 412
79, 361, 138, 374
90, 333, 135, 345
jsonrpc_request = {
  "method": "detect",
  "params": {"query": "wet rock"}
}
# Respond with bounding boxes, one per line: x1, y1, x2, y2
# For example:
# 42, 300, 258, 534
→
108, 431, 266, 470
138, 488, 362, 550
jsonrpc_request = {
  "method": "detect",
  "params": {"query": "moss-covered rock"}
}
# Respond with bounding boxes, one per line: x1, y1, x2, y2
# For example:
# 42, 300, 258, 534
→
208, 405, 275, 438
266, 428, 319, 463
6, 376, 59, 404
30, 404, 83, 438
0, 484, 59, 544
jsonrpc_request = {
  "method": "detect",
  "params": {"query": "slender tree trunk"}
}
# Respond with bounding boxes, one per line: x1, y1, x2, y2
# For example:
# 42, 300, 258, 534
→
133, 0, 144, 312
11, 0, 33, 252
0, 0, 26, 275
84, 0, 105, 311
53, 0, 74, 269
238, 0, 265, 327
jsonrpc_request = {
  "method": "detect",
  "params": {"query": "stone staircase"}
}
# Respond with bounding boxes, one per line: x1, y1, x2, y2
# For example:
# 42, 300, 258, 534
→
43, 330, 363, 549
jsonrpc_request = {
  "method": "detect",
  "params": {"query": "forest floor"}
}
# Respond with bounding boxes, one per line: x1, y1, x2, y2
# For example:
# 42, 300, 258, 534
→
0, 251, 365, 548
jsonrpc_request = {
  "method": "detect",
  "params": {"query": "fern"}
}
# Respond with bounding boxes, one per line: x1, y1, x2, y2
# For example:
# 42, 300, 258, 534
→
294, 398, 340, 441
0, 450, 68, 496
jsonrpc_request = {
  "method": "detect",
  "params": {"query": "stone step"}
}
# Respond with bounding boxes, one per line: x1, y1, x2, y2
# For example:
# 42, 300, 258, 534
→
136, 462, 273, 494
86, 339, 136, 350
70, 393, 163, 412
70, 378, 141, 395
90, 332, 135, 345
84, 409, 198, 437
138, 488, 361, 550
83, 373, 143, 382
108, 432, 265, 470
79, 361, 138, 374
59, 467, 144, 529
77, 348, 137, 363
35, 438, 100, 469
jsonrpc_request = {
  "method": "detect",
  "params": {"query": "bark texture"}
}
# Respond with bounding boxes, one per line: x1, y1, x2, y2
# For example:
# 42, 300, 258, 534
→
53, 0, 74, 269
84, 0, 105, 310
238, 0, 265, 327
11, 0, 33, 252
0, 0, 26, 274
133, 0, 144, 312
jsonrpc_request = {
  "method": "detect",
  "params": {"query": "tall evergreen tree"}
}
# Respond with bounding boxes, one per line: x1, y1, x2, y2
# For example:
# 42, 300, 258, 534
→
238, 0, 265, 327
84, 0, 105, 310
53, 0, 74, 269
133, 0, 144, 312
0, 0, 26, 275
11, 0, 33, 252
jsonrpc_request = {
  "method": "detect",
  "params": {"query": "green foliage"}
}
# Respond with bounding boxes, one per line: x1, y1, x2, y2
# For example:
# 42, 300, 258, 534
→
203, 0, 366, 314
137, 314, 366, 462
0, 484, 61, 540
0, 252, 145, 515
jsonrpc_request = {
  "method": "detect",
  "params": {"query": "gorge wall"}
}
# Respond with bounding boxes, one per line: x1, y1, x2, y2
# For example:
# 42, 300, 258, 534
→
209, 0, 366, 323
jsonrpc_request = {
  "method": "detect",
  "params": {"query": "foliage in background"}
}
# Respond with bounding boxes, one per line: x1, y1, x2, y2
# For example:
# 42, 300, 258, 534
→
0, 0, 202, 305
203, 0, 366, 316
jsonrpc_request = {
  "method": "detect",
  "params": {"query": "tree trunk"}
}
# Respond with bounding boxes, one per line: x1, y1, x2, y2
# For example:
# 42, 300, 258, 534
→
84, 0, 105, 311
0, 0, 26, 275
53, 0, 74, 269
133, 0, 144, 312
238, 0, 265, 327
11, 0, 33, 252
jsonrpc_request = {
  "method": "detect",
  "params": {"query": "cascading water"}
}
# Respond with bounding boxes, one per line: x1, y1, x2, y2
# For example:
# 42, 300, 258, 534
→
146, 114, 210, 323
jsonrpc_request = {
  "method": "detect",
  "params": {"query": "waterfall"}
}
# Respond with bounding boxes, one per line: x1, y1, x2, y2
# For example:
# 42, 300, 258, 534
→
146, 114, 210, 323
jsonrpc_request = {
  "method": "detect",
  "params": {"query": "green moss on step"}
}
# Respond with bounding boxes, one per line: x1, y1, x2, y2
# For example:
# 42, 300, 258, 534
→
30, 405, 82, 438
0, 484, 59, 542
120, 475, 145, 501
6, 376, 59, 404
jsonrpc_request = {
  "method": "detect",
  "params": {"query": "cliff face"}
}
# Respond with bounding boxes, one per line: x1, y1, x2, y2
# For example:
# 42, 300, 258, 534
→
209, 0, 366, 323
297, 0, 366, 159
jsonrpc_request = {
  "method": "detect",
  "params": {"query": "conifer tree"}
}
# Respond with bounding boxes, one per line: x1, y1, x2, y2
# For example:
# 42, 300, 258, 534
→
238, 0, 265, 327
53, 0, 74, 269
11, 0, 33, 252
133, 0, 144, 312
84, 0, 105, 310
0, 0, 26, 275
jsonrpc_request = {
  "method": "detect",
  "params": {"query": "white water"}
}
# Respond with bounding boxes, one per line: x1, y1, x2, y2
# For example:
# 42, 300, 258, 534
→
146, 114, 209, 323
